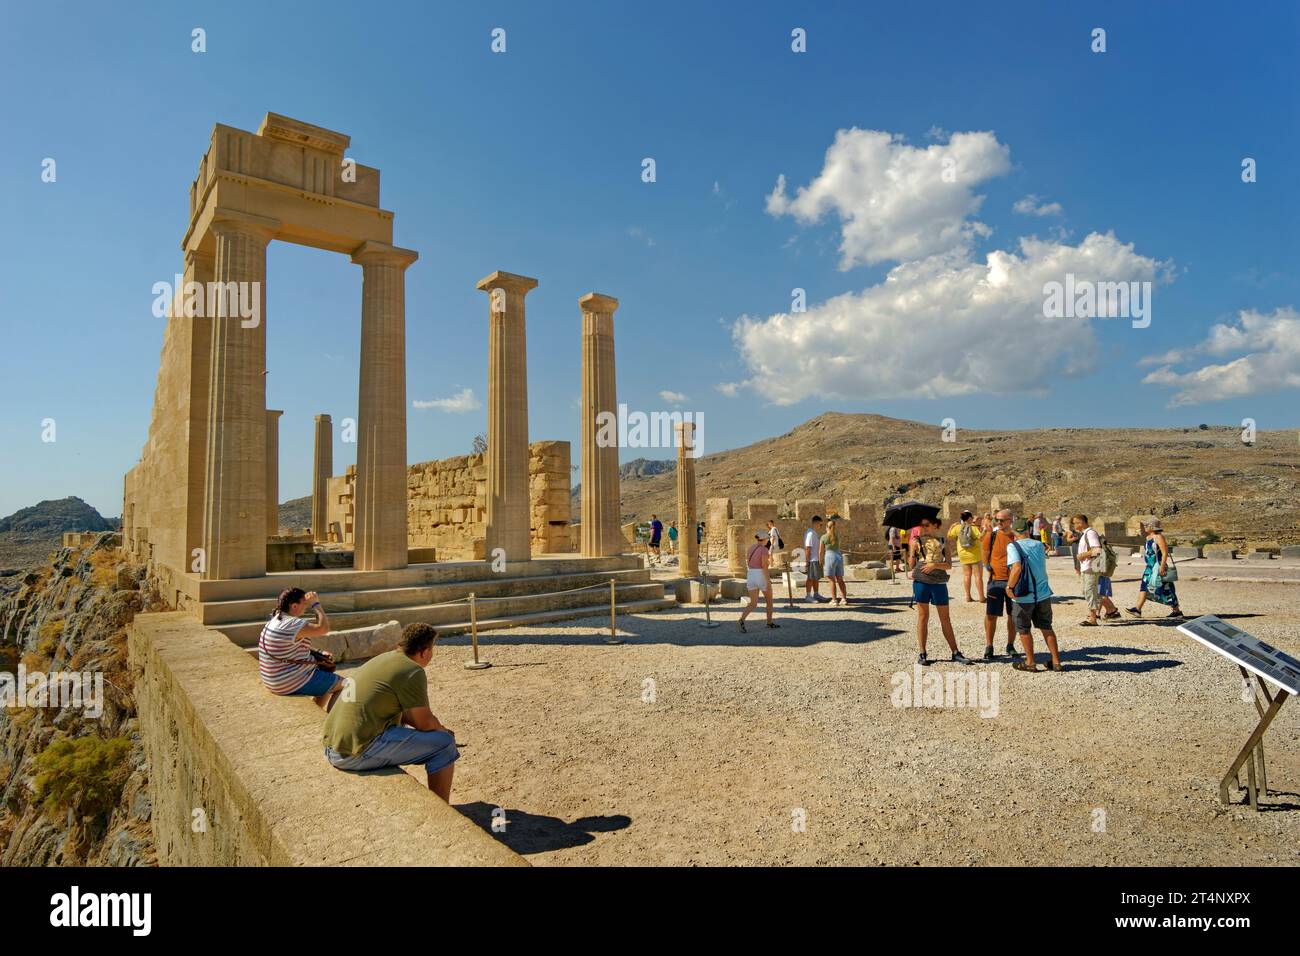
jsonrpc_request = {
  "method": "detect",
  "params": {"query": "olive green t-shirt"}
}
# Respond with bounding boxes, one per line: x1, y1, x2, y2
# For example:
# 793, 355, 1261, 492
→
322, 650, 429, 757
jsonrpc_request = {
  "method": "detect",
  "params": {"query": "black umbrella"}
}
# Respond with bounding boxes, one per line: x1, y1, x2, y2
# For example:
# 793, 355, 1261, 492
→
882, 500, 940, 529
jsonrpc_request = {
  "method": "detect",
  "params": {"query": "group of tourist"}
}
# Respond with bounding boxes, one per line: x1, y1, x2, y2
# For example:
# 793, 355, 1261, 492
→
257, 587, 460, 801
743, 507, 1187, 674
646, 514, 704, 564
898, 510, 1186, 672
737, 513, 857, 632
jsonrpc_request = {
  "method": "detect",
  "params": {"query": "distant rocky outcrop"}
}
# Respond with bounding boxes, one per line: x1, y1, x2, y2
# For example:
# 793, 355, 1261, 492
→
0, 498, 119, 576
0, 533, 163, 865
278, 495, 312, 531
0, 497, 114, 536
620, 458, 675, 480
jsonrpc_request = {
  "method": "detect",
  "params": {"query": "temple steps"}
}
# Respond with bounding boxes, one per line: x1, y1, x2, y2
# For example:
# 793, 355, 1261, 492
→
207, 556, 675, 647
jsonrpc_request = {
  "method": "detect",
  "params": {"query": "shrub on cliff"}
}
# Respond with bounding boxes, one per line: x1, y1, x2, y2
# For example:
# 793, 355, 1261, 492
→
33, 736, 133, 822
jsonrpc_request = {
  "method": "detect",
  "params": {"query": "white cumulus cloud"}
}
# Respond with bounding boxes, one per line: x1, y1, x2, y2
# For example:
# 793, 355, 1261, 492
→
1140, 307, 1300, 406
659, 390, 689, 405
413, 388, 481, 413
733, 232, 1168, 404
765, 128, 1012, 268
1013, 194, 1063, 217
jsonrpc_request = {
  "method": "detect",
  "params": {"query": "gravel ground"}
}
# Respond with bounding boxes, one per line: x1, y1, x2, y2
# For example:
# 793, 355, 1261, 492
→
396, 556, 1300, 866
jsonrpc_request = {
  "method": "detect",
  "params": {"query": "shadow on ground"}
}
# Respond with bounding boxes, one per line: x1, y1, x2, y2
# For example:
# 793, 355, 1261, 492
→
455, 801, 631, 854
1056, 644, 1182, 674
436, 600, 908, 648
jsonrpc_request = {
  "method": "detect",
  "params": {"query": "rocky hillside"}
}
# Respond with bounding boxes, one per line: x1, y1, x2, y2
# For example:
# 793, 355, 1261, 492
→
0, 497, 119, 577
278, 495, 313, 531
0, 534, 162, 865
618, 412, 1300, 546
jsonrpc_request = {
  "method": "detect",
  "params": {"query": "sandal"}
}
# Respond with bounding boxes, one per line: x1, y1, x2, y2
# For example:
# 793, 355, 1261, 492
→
767, 621, 781, 629
1048, 661, 1064, 672
1080, 620, 1098, 627
738, 621, 747, 633
1013, 661, 1040, 673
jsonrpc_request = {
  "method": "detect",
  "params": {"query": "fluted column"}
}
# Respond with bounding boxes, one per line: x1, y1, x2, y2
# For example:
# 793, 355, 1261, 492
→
311, 414, 333, 543
477, 271, 537, 563
675, 421, 699, 576
265, 409, 283, 536
352, 241, 418, 571
201, 210, 278, 579
579, 292, 623, 556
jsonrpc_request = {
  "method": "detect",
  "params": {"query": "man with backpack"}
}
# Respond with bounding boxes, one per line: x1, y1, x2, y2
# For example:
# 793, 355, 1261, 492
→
1006, 533, 1061, 672
980, 510, 1022, 661
1072, 514, 1120, 625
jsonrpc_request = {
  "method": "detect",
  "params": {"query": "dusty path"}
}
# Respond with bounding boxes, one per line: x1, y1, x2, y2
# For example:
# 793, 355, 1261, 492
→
396, 558, 1299, 865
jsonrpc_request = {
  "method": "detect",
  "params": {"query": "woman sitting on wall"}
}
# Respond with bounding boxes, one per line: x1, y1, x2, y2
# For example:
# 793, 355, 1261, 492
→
259, 587, 344, 710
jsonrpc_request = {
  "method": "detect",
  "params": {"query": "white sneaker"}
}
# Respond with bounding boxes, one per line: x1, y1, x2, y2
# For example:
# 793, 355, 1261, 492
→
805, 594, 817, 603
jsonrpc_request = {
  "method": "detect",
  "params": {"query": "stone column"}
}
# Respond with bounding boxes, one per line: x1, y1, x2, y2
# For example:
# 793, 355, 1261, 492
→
352, 241, 418, 571
579, 292, 623, 557
311, 414, 333, 543
265, 409, 283, 537
675, 421, 699, 576
477, 271, 538, 563
201, 211, 278, 580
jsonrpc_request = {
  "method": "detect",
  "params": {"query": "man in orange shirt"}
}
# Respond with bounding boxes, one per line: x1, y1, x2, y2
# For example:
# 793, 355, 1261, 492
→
981, 509, 1022, 661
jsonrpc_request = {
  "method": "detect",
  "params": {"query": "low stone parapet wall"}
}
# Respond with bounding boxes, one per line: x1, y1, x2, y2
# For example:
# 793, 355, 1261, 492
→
129, 611, 525, 866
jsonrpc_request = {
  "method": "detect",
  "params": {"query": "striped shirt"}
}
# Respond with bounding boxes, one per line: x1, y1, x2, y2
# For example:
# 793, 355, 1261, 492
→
258, 613, 316, 695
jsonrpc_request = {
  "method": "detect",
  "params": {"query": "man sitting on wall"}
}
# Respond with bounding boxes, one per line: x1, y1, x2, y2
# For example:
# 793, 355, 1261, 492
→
322, 623, 459, 801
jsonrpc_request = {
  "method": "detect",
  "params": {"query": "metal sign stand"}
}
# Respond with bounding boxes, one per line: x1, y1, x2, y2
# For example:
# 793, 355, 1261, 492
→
1178, 614, 1297, 811
464, 592, 490, 670
1222, 668, 1289, 810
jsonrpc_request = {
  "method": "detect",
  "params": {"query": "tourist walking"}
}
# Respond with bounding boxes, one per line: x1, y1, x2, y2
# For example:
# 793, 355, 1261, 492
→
767, 519, 782, 553
322, 623, 460, 801
1072, 514, 1119, 625
1127, 520, 1184, 619
981, 510, 1021, 661
947, 510, 985, 602
887, 525, 905, 573
1051, 515, 1065, 550
648, 514, 663, 563
259, 587, 344, 710
739, 531, 778, 632
803, 515, 829, 603
1006, 534, 1062, 672
667, 521, 678, 555
909, 516, 969, 665
820, 517, 848, 606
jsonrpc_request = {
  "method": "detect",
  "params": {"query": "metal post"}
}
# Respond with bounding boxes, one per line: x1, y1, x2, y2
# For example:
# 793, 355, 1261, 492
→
699, 575, 720, 628
606, 577, 623, 644
464, 592, 490, 670
785, 568, 794, 608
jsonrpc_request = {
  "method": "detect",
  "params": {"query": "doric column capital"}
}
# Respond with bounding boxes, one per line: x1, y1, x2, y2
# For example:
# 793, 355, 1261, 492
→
674, 420, 697, 451
315, 412, 332, 423
579, 292, 619, 315
477, 271, 539, 298
266, 408, 284, 420
210, 208, 280, 245
351, 240, 419, 270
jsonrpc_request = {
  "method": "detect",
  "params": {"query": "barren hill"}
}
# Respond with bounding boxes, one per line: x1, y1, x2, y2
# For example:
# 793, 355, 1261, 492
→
617, 412, 1300, 546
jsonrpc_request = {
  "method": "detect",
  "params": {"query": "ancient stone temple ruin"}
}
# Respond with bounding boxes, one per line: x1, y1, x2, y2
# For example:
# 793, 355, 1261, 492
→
122, 113, 671, 644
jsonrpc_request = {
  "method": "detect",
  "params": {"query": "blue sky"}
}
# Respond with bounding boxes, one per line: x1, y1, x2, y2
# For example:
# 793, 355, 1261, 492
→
1, 0, 1296, 519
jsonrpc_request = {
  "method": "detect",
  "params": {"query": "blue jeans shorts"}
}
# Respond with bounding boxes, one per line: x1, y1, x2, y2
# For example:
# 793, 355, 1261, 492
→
912, 581, 950, 606
286, 667, 341, 697
326, 725, 459, 776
